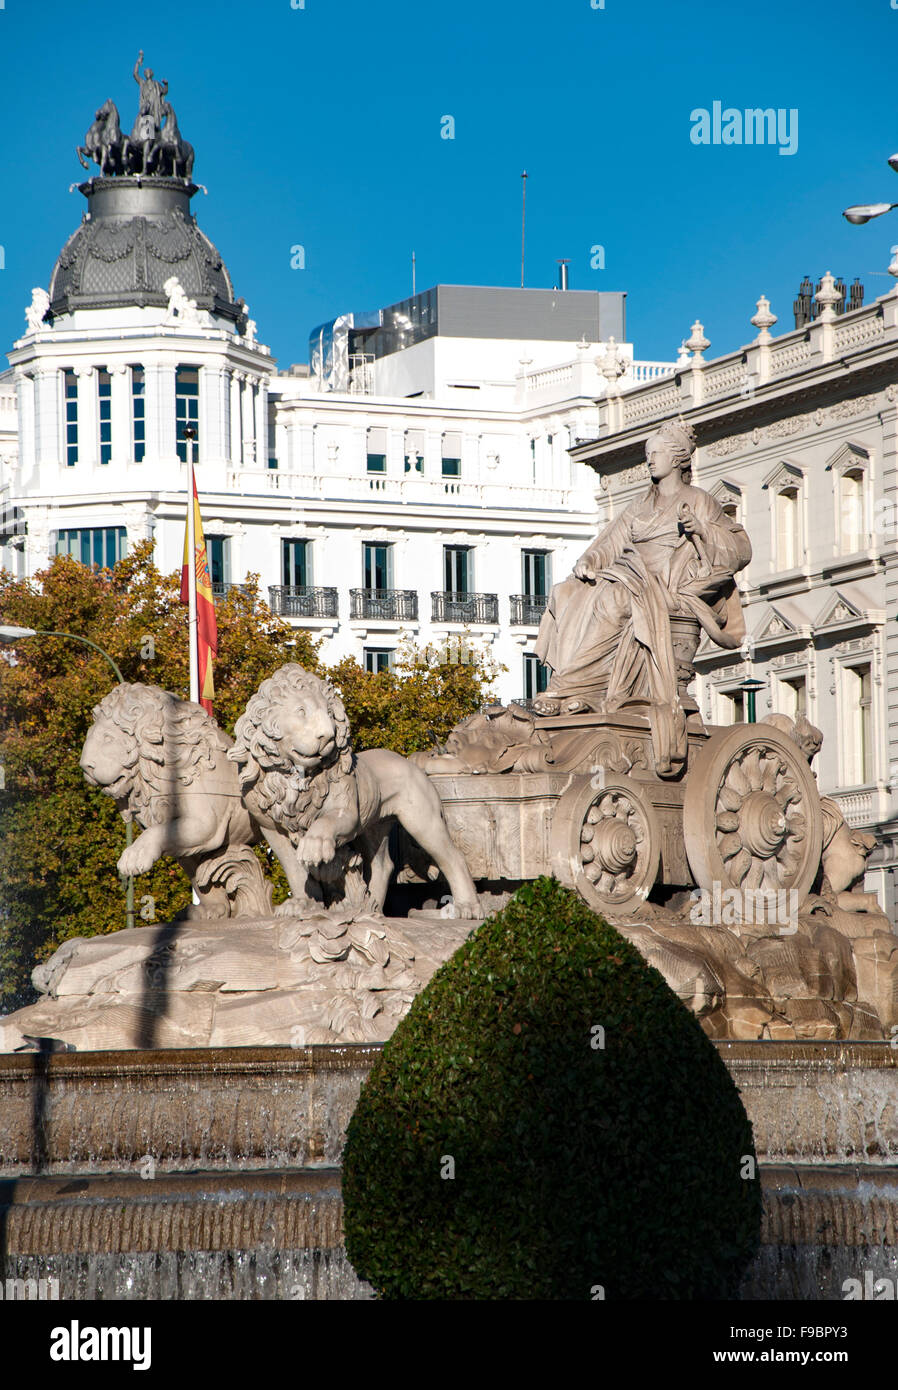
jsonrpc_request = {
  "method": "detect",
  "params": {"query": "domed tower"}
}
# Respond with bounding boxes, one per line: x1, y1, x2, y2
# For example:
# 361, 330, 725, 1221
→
6, 55, 275, 580
48, 174, 239, 324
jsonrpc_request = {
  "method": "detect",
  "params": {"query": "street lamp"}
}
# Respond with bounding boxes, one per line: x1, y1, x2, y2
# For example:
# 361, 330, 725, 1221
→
739, 676, 766, 724
843, 149, 898, 224
0, 624, 134, 930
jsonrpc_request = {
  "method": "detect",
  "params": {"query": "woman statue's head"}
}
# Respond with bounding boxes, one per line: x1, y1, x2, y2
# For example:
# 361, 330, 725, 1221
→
646, 417, 696, 482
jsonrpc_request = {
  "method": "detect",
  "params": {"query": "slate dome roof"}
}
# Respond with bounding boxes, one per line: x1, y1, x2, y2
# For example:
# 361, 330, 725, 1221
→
49, 176, 240, 322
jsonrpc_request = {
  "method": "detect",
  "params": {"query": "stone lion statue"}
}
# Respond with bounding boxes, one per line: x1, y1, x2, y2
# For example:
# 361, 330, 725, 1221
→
80, 684, 272, 919
228, 664, 481, 919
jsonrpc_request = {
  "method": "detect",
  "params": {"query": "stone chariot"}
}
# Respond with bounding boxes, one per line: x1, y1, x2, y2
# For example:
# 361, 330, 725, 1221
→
416, 688, 824, 922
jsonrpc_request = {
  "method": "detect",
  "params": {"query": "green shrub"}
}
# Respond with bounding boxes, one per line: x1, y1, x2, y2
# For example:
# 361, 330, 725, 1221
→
342, 877, 761, 1300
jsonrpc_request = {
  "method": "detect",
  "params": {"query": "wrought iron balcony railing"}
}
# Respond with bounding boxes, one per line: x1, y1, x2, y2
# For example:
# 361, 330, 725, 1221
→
431, 591, 499, 625
268, 585, 339, 619
211, 581, 253, 602
349, 588, 419, 621
509, 593, 548, 626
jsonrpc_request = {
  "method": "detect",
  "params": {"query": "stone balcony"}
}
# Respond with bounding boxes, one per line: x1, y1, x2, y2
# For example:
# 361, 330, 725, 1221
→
224, 468, 583, 513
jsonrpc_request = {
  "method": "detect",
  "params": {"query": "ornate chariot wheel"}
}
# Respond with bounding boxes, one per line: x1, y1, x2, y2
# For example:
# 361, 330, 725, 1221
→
549, 776, 660, 915
683, 723, 823, 904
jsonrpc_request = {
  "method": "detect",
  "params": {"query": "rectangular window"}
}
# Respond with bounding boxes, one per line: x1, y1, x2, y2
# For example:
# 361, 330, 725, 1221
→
64, 369, 78, 467
523, 653, 549, 699
176, 366, 200, 463
207, 536, 229, 594
55, 526, 127, 569
839, 470, 865, 555
367, 426, 387, 474
444, 545, 471, 594
442, 431, 462, 479
363, 542, 393, 590
97, 370, 112, 465
775, 487, 799, 570
522, 549, 551, 597
844, 663, 873, 785
719, 689, 745, 725
131, 367, 145, 463
282, 538, 310, 588
364, 648, 394, 674
781, 676, 807, 721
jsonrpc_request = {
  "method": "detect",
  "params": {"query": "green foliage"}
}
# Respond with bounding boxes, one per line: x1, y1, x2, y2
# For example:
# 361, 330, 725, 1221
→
0, 542, 314, 1006
342, 877, 762, 1300
330, 639, 498, 755
0, 546, 497, 1007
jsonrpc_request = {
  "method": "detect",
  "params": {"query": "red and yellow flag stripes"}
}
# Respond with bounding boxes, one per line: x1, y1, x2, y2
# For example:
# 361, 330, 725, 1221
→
179, 476, 218, 716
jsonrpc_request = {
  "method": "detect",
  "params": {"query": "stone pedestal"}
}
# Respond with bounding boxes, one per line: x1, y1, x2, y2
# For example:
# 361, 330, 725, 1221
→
0, 913, 476, 1054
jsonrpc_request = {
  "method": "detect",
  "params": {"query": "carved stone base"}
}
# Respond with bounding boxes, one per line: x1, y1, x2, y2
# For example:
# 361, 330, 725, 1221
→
0, 914, 478, 1054
611, 899, 897, 1041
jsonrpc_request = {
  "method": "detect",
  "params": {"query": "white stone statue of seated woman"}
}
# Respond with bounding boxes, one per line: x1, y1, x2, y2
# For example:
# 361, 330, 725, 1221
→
532, 417, 751, 775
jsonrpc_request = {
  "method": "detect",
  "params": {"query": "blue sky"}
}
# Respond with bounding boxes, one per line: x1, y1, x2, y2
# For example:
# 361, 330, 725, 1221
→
0, 0, 896, 368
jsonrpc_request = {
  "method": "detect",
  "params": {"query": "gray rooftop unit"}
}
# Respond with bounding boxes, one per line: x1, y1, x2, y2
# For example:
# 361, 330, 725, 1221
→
312, 284, 627, 371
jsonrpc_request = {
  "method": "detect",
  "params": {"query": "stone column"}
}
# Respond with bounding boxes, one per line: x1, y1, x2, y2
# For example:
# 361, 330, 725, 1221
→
15, 371, 35, 486
255, 376, 269, 468
242, 375, 255, 464
32, 369, 59, 473
200, 364, 228, 467
108, 363, 131, 466
229, 370, 242, 465
144, 360, 177, 467
74, 366, 97, 469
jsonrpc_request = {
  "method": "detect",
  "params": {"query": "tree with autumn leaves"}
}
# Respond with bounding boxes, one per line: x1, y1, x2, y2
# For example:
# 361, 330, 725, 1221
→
0, 542, 496, 1008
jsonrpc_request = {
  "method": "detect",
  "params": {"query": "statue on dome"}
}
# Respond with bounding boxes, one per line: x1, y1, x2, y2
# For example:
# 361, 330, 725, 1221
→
149, 100, 195, 181
123, 52, 169, 174
132, 51, 168, 132
77, 55, 195, 181
532, 417, 752, 775
77, 99, 124, 177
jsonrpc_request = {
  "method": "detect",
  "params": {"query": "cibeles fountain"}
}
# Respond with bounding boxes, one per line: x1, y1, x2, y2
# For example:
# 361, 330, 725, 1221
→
2, 64, 897, 1294
4, 418, 891, 1053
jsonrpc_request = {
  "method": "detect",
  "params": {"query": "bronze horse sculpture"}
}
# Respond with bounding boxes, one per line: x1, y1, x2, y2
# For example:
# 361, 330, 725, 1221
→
77, 99, 124, 176
146, 101, 195, 181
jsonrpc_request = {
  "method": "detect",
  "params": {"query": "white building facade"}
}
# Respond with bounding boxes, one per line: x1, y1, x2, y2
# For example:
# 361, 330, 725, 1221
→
0, 156, 674, 706
570, 280, 898, 919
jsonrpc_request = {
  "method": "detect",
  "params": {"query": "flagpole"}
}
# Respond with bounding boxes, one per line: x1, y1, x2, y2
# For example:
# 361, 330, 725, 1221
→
184, 426, 199, 705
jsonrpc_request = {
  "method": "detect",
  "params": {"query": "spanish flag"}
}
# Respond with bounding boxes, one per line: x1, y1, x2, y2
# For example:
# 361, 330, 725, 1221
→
180, 476, 218, 716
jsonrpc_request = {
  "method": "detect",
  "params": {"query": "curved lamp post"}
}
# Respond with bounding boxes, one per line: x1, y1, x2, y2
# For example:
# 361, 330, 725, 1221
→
0, 624, 135, 930
843, 150, 898, 226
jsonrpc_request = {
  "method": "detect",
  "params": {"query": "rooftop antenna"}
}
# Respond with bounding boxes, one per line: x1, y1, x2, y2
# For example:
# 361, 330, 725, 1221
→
520, 171, 528, 288
412, 250, 416, 297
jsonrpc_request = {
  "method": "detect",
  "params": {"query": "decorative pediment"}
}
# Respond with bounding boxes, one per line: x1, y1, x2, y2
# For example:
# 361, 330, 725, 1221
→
815, 590, 864, 630
710, 478, 742, 508
755, 606, 798, 642
824, 440, 870, 476
762, 459, 804, 492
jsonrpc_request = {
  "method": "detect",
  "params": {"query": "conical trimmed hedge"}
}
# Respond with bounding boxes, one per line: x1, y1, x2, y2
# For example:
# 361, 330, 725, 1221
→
342, 877, 761, 1300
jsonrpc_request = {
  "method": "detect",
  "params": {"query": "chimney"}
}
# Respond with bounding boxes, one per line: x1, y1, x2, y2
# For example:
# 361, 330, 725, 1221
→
556, 259, 570, 291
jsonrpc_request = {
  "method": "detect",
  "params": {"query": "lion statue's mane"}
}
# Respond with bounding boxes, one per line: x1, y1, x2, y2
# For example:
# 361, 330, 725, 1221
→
91, 683, 227, 826
229, 665, 354, 841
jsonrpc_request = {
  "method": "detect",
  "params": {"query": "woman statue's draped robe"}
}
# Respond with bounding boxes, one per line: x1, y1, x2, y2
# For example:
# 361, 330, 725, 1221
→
534, 484, 752, 774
